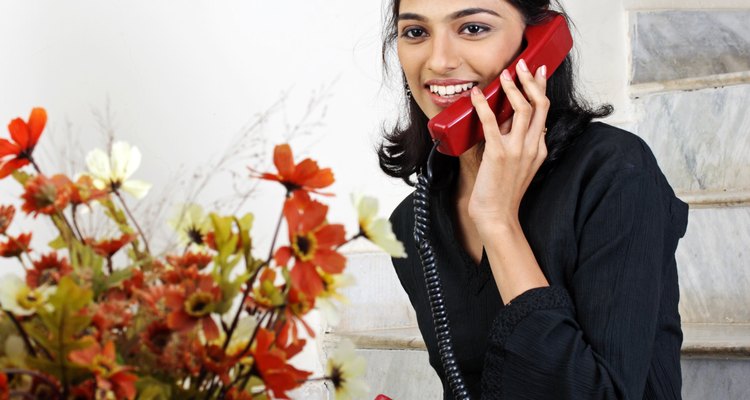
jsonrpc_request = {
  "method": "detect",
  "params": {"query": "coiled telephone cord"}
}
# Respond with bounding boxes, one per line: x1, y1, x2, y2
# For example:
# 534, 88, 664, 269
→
413, 141, 471, 400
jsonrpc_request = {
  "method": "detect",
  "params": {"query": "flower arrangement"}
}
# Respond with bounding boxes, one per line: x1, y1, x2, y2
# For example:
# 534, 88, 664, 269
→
0, 107, 406, 399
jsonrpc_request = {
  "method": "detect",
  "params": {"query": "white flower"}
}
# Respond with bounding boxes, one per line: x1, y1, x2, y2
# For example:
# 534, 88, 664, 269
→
0, 275, 54, 316
326, 339, 369, 400
353, 194, 406, 258
86, 141, 152, 199
317, 273, 355, 327
169, 203, 212, 247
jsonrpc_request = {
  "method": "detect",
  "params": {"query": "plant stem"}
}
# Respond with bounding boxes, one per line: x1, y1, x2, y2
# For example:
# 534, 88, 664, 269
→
70, 205, 85, 241
2, 368, 62, 399
3, 310, 37, 357
335, 231, 365, 251
29, 157, 43, 175
114, 190, 151, 254
221, 202, 285, 352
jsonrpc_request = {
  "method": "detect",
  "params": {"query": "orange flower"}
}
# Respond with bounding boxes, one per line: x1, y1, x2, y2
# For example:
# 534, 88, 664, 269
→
0, 232, 32, 258
141, 320, 173, 355
274, 193, 346, 298
225, 387, 253, 400
164, 273, 222, 340
0, 107, 46, 179
249, 144, 334, 195
87, 233, 135, 258
27, 251, 72, 288
166, 251, 213, 270
251, 328, 311, 399
70, 174, 108, 206
92, 298, 132, 335
196, 342, 237, 385
68, 340, 138, 400
0, 204, 14, 234
20, 174, 72, 217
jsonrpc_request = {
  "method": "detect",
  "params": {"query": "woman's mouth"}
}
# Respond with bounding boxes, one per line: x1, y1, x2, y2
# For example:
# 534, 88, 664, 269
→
424, 81, 478, 107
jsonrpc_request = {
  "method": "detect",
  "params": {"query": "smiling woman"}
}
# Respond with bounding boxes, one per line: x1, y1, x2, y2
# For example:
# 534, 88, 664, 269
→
378, 0, 688, 399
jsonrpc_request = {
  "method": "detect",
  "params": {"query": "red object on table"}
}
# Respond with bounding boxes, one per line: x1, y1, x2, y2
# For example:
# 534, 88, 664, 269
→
374, 395, 393, 400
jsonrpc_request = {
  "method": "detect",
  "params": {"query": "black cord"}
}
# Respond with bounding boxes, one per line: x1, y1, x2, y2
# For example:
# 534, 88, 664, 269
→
413, 141, 471, 400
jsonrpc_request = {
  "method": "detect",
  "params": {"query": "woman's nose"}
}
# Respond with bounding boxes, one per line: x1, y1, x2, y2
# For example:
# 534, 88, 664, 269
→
425, 31, 460, 74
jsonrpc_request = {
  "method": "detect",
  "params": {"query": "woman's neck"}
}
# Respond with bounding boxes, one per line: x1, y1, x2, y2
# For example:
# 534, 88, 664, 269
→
455, 144, 483, 202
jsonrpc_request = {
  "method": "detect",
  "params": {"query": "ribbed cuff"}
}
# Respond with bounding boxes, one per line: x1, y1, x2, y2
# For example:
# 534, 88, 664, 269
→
489, 286, 572, 349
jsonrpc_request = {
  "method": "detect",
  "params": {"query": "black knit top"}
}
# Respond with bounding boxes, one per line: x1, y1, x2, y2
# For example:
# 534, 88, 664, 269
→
389, 122, 689, 399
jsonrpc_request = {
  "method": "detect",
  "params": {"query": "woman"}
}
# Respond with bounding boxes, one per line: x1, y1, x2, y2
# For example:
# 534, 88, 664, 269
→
378, 0, 688, 399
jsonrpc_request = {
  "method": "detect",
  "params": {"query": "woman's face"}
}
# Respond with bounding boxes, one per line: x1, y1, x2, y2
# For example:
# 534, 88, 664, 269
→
397, 0, 526, 119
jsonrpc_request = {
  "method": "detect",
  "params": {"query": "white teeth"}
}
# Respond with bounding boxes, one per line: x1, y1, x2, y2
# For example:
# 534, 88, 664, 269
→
429, 82, 476, 97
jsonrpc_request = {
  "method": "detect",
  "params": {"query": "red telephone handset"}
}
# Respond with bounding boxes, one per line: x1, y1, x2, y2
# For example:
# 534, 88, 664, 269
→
427, 13, 573, 156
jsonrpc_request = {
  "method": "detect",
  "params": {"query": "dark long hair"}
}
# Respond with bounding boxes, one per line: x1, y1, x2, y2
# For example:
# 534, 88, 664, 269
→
377, 0, 613, 187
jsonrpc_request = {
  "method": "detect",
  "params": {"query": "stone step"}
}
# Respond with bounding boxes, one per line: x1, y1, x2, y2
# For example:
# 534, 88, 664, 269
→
325, 323, 750, 400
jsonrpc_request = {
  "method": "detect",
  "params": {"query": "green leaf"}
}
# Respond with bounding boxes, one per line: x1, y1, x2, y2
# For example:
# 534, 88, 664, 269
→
48, 235, 67, 250
29, 277, 94, 383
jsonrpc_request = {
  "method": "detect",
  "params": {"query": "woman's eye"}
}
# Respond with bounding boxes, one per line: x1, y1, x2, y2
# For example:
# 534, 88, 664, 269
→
461, 24, 489, 35
402, 27, 427, 39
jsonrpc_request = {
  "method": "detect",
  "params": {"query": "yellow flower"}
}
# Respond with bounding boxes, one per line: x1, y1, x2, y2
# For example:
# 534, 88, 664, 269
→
0, 274, 54, 316
85, 141, 151, 199
326, 339, 368, 400
169, 203, 212, 247
353, 194, 406, 258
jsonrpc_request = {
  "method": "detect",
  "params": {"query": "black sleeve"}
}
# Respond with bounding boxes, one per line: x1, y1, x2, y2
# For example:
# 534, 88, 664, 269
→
480, 170, 678, 399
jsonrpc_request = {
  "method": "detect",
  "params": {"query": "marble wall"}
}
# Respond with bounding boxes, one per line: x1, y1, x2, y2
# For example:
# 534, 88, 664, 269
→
631, 10, 750, 83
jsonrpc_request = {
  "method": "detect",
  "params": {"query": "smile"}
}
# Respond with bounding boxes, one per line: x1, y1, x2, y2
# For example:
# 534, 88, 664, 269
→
428, 82, 477, 97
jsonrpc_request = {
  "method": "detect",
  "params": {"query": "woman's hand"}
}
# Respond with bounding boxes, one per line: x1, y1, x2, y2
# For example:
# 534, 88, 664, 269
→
468, 59, 549, 233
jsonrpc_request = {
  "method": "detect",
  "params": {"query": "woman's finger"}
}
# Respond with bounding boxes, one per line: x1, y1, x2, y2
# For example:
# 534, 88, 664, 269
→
515, 60, 550, 149
498, 68, 533, 147
469, 86, 502, 146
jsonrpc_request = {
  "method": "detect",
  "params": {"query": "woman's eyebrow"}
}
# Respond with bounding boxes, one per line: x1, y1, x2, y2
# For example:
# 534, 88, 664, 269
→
397, 8, 502, 23
450, 8, 502, 20
398, 12, 427, 22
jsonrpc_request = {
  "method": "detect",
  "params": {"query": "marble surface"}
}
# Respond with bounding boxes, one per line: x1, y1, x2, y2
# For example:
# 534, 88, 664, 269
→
676, 207, 750, 323
682, 359, 750, 400
633, 84, 750, 194
631, 10, 750, 84
334, 251, 418, 332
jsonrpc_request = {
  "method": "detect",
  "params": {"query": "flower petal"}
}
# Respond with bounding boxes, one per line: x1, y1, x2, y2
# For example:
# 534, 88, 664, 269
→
26, 108, 47, 148
366, 219, 406, 258
86, 148, 112, 181
314, 224, 346, 248
7, 118, 30, 149
123, 144, 142, 180
0, 138, 20, 157
313, 249, 346, 274
110, 142, 133, 180
121, 179, 151, 199
273, 144, 294, 179
355, 195, 378, 226
0, 158, 29, 179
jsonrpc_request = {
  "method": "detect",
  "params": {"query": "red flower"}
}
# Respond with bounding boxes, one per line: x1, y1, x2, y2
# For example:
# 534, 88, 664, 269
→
70, 174, 108, 206
166, 251, 213, 270
68, 340, 138, 400
0, 372, 8, 400
197, 342, 237, 385
0, 232, 32, 258
0, 204, 15, 234
249, 144, 334, 195
225, 387, 253, 400
87, 233, 135, 258
0, 107, 46, 179
251, 328, 311, 399
20, 174, 72, 217
275, 193, 346, 298
141, 320, 173, 355
164, 273, 222, 340
27, 251, 72, 288
92, 298, 132, 335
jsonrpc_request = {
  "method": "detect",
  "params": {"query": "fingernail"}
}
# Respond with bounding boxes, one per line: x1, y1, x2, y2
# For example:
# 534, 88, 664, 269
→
501, 69, 512, 81
471, 86, 481, 95
540, 65, 547, 79
518, 59, 529, 73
